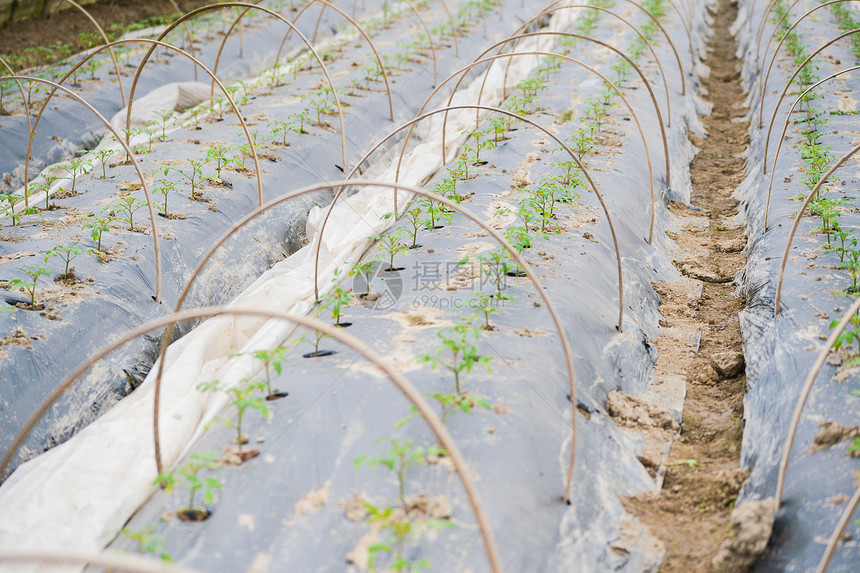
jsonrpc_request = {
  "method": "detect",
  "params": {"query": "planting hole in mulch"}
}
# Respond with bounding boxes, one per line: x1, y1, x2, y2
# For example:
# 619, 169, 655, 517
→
303, 350, 337, 358
176, 508, 211, 522
266, 391, 289, 401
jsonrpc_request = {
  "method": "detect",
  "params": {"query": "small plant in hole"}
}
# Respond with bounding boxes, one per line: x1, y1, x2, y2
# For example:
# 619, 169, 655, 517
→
119, 526, 172, 562
82, 214, 113, 254
153, 452, 222, 521
8, 265, 51, 308
0, 194, 42, 227
384, 204, 425, 249
418, 197, 451, 230
355, 436, 444, 511
45, 241, 96, 280
371, 228, 409, 271
92, 147, 117, 179
154, 109, 175, 140
363, 500, 452, 573
461, 247, 514, 298
267, 119, 298, 146
164, 159, 206, 200
350, 259, 376, 298
456, 291, 512, 330
152, 178, 179, 217
104, 196, 147, 232
197, 378, 270, 462
206, 145, 232, 182
418, 315, 492, 393
51, 155, 91, 196
322, 268, 354, 326
232, 344, 294, 400
301, 305, 336, 358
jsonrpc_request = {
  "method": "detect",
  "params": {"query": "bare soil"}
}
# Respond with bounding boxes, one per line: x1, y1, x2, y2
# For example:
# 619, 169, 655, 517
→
621, 0, 762, 571
0, 0, 217, 70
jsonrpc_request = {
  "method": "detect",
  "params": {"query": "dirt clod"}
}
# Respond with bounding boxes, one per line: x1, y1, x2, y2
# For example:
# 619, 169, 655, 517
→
606, 391, 679, 431
711, 499, 776, 572
810, 421, 860, 452
710, 351, 745, 379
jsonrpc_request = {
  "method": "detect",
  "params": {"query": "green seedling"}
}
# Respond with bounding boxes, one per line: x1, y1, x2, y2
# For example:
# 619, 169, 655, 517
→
8, 265, 52, 307
153, 452, 222, 520
45, 241, 96, 279
467, 127, 496, 165
52, 155, 91, 196
289, 109, 309, 134
163, 159, 206, 199
456, 291, 512, 330
302, 305, 334, 358
233, 345, 293, 399
92, 147, 117, 179
364, 500, 452, 573
154, 110, 175, 140
839, 245, 860, 294
119, 526, 172, 562
419, 197, 442, 230
418, 316, 492, 393
231, 144, 254, 171
267, 119, 298, 146
81, 214, 113, 253
198, 378, 270, 456
205, 145, 232, 182
349, 259, 376, 297
152, 178, 179, 217
323, 268, 353, 326
384, 205, 424, 249
0, 194, 42, 227
371, 228, 408, 271
462, 247, 514, 298
31, 174, 59, 210
355, 436, 444, 510
104, 196, 146, 231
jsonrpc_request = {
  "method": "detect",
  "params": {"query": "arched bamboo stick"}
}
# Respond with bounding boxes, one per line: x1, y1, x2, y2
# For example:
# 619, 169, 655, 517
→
759, 2, 860, 129
762, 66, 860, 229
215, 0, 394, 121
133, 2, 348, 173
759, 28, 860, 129
531, 0, 687, 94
162, 179, 584, 503
774, 296, 860, 506
816, 485, 860, 573
774, 143, 860, 314
424, 54, 656, 244
329, 106, 626, 338
0, 305, 504, 573
1, 75, 162, 302
58, 0, 126, 107
471, 33, 672, 204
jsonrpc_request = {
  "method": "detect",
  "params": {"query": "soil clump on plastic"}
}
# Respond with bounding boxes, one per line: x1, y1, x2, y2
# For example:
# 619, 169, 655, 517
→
622, 0, 766, 570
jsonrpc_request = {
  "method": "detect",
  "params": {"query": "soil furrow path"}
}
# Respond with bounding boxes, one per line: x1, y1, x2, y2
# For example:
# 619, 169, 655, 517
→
624, 0, 758, 570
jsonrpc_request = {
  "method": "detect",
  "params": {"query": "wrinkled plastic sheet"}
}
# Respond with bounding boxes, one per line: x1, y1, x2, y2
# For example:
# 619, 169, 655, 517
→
0, 2, 706, 572
0, 0, 394, 193
103, 13, 705, 573
732, 1, 860, 570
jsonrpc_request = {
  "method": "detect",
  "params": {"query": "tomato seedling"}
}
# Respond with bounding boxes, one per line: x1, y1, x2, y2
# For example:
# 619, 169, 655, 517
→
153, 451, 222, 521
8, 265, 51, 307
